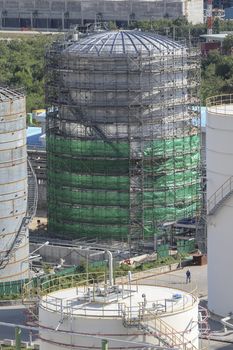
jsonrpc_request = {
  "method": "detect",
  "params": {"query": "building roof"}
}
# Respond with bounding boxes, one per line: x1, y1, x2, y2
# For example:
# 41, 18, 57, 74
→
65, 30, 184, 56
200, 33, 230, 42
0, 87, 24, 101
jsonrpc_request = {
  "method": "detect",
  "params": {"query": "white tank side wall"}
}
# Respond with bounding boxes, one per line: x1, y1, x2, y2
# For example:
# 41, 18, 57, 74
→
162, 302, 199, 348
0, 231, 29, 282
207, 104, 233, 316
39, 300, 199, 350
0, 94, 29, 282
208, 200, 233, 316
206, 110, 233, 198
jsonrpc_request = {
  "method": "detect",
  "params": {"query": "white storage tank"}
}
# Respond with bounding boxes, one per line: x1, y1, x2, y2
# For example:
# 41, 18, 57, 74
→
207, 94, 233, 316
0, 88, 29, 282
39, 274, 200, 350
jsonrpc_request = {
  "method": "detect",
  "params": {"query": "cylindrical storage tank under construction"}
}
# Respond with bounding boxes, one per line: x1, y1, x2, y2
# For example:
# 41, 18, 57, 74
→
207, 94, 233, 316
0, 88, 29, 282
46, 30, 201, 242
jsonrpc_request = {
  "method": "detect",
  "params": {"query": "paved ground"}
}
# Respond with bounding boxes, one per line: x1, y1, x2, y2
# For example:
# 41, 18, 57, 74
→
0, 305, 37, 341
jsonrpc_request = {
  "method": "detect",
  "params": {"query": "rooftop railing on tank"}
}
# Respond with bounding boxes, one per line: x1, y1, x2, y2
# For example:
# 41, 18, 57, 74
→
22, 271, 198, 319
206, 93, 233, 115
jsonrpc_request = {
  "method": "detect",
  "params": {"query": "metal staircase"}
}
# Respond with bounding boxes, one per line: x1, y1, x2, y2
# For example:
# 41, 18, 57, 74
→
198, 305, 210, 337
208, 176, 233, 215
122, 307, 199, 350
196, 190, 207, 254
0, 159, 38, 270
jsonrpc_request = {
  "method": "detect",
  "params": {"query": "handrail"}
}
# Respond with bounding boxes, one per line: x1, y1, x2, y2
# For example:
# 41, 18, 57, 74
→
206, 93, 233, 109
153, 315, 199, 350
23, 272, 198, 319
27, 158, 38, 218
122, 307, 201, 350
208, 176, 233, 215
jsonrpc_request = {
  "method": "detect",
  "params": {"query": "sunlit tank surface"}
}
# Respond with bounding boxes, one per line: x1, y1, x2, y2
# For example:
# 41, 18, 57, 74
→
39, 274, 199, 349
207, 95, 233, 316
0, 88, 28, 282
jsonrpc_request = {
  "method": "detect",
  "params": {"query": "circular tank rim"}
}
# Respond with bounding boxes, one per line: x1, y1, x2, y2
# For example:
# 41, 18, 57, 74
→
40, 283, 198, 319
207, 93, 233, 115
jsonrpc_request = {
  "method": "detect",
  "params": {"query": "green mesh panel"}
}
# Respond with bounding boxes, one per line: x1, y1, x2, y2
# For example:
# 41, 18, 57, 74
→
47, 134, 201, 240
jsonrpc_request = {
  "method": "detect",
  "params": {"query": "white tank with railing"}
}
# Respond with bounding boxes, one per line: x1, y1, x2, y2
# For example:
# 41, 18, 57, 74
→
207, 94, 233, 316
35, 272, 200, 350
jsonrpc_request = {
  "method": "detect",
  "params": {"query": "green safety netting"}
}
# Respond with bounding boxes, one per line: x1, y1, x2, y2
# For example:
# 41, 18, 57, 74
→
157, 244, 169, 258
47, 133, 201, 239
144, 134, 200, 157
143, 183, 200, 205
48, 186, 130, 206
47, 136, 129, 158
48, 203, 129, 224
48, 172, 130, 190
144, 202, 199, 222
48, 220, 129, 238
177, 239, 196, 254
144, 154, 200, 173
146, 170, 199, 189
47, 154, 129, 175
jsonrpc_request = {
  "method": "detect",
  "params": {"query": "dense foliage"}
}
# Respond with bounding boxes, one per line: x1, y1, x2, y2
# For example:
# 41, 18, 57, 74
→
201, 50, 233, 103
0, 35, 54, 111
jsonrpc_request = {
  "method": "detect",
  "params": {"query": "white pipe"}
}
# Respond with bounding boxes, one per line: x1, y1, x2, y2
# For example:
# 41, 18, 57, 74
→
221, 316, 233, 330
0, 321, 179, 349
105, 250, 113, 286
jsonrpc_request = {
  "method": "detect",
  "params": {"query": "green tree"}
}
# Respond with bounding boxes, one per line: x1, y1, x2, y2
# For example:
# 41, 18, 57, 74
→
0, 35, 55, 111
222, 34, 233, 55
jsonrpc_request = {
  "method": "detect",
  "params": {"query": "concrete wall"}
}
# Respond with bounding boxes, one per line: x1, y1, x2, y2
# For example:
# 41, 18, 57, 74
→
37, 180, 47, 210
30, 243, 105, 265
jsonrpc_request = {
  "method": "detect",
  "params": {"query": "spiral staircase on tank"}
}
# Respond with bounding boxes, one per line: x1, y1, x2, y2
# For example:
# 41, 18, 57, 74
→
0, 159, 38, 270
208, 176, 233, 215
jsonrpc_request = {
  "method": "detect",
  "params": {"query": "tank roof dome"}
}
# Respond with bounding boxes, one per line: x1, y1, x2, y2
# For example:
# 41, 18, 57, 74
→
65, 30, 184, 56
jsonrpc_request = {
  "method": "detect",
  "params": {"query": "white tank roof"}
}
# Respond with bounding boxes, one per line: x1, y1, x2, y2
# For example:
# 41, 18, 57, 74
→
41, 284, 194, 317
65, 30, 184, 56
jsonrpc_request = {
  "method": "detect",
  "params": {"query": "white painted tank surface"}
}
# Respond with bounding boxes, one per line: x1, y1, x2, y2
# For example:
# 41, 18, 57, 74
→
39, 276, 199, 350
0, 88, 29, 282
207, 94, 233, 316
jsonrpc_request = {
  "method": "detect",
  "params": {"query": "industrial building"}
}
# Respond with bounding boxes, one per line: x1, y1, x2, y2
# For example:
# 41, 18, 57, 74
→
0, 88, 37, 282
45, 30, 201, 244
207, 94, 233, 316
0, 0, 203, 30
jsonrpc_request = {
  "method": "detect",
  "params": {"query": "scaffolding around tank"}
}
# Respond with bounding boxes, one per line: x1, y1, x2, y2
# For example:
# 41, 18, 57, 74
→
45, 31, 201, 244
